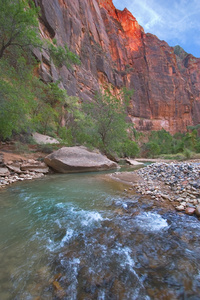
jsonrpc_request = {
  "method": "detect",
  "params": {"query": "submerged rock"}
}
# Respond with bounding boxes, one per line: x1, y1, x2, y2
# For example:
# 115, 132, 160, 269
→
44, 146, 118, 173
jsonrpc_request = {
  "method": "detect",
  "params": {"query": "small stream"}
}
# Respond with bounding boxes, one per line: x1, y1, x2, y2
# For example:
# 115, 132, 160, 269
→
0, 172, 200, 299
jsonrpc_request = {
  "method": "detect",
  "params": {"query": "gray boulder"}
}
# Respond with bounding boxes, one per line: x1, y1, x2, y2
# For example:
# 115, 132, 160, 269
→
32, 132, 59, 144
44, 146, 118, 173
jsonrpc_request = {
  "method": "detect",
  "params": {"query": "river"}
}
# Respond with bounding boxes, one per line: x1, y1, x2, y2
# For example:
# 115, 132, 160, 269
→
0, 172, 200, 299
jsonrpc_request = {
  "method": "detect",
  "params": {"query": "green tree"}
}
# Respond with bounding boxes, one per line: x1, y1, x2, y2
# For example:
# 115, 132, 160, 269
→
0, 0, 41, 59
30, 81, 84, 139
48, 39, 81, 69
149, 129, 173, 154
121, 140, 139, 157
81, 89, 137, 156
0, 0, 82, 141
183, 130, 197, 151
145, 141, 160, 158
0, 54, 39, 139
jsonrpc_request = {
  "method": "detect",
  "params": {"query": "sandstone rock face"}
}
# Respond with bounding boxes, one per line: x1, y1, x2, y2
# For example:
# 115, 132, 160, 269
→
44, 146, 118, 173
35, 0, 200, 134
20, 161, 49, 173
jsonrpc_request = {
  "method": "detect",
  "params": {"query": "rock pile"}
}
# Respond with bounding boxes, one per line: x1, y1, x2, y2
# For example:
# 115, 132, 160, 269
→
135, 162, 200, 217
0, 157, 49, 188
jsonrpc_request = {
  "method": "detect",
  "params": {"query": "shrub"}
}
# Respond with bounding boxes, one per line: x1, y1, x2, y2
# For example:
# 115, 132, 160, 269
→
145, 142, 160, 158
183, 148, 192, 159
121, 140, 140, 157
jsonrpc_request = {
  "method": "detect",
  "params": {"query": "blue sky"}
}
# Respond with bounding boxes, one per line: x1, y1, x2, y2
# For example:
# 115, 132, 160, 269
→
113, 0, 200, 57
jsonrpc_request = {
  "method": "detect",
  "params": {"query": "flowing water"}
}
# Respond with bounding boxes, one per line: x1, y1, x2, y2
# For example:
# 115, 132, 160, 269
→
1, 172, 200, 299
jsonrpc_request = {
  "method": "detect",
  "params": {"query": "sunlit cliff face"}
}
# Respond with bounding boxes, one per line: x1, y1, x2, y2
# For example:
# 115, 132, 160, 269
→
98, 0, 144, 52
98, 0, 117, 15
36, 0, 200, 134
117, 8, 144, 52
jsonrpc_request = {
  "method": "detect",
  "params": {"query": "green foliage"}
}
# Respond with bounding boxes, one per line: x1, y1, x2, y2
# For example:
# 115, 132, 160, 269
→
121, 140, 140, 157
187, 124, 200, 131
80, 89, 138, 157
0, 0, 82, 142
141, 128, 200, 159
148, 129, 173, 154
159, 153, 185, 160
37, 144, 57, 154
145, 142, 160, 158
30, 80, 84, 142
48, 41, 81, 68
195, 141, 200, 153
183, 148, 192, 159
0, 53, 38, 139
0, 0, 41, 59
0, 48, 82, 141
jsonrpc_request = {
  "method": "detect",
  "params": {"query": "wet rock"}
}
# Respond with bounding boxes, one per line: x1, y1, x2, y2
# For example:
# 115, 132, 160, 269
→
52, 280, 65, 298
185, 207, 195, 215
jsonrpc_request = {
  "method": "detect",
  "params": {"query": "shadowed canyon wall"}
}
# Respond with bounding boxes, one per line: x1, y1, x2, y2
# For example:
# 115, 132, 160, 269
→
35, 0, 200, 134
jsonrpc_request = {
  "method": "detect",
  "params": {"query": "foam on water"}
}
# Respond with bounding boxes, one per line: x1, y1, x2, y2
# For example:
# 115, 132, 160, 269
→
135, 212, 169, 232
60, 228, 74, 247
81, 211, 103, 226
121, 246, 135, 268
2, 173, 200, 299
69, 207, 103, 226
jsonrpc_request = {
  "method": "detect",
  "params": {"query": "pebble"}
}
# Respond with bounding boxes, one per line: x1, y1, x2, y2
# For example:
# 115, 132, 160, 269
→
185, 207, 195, 215
0, 158, 49, 188
135, 162, 200, 217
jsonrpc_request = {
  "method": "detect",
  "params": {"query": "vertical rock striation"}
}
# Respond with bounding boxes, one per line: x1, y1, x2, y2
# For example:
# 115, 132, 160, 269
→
35, 0, 200, 134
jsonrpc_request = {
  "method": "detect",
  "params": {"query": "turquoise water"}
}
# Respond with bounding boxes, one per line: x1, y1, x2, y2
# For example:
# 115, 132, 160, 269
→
0, 173, 200, 299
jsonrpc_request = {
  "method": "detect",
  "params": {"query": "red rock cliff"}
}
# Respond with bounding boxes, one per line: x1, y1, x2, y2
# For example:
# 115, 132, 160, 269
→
35, 0, 200, 134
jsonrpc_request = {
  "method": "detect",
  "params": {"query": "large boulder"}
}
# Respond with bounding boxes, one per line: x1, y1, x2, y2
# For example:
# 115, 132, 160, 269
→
32, 132, 59, 144
44, 146, 118, 173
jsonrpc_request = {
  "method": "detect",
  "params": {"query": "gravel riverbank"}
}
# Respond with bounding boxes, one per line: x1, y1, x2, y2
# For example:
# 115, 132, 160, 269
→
0, 153, 49, 188
111, 161, 200, 217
